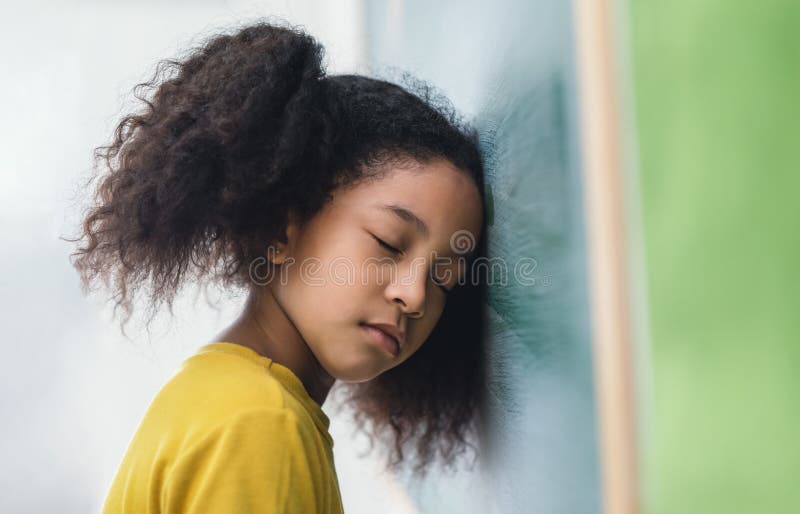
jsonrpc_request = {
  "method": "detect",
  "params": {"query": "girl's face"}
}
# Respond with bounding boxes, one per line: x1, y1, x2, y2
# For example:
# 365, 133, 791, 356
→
268, 158, 483, 382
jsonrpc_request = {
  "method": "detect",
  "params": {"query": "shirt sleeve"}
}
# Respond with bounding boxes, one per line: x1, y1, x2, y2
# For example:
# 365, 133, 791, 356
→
161, 408, 321, 514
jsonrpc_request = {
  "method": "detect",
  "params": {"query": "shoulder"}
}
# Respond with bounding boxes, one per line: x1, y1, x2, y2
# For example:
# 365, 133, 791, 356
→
106, 346, 342, 513
162, 408, 320, 514
148, 346, 292, 428
171, 407, 307, 465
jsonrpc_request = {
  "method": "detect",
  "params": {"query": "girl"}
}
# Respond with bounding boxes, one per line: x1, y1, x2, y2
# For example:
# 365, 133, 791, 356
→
70, 19, 489, 514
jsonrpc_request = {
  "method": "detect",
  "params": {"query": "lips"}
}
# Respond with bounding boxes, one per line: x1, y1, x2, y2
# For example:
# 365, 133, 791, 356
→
363, 323, 404, 347
361, 323, 404, 357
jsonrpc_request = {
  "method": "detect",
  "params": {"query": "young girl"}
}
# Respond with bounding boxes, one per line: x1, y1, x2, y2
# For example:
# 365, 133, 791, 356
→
70, 19, 489, 514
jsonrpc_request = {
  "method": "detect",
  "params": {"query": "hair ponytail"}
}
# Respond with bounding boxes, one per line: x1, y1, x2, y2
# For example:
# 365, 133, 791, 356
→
67, 21, 335, 330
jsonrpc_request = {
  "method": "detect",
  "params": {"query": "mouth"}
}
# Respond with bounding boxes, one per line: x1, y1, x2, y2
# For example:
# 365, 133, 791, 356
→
360, 323, 401, 357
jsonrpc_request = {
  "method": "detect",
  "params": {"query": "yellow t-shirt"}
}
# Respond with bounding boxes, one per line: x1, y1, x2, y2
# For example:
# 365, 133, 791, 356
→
101, 342, 344, 514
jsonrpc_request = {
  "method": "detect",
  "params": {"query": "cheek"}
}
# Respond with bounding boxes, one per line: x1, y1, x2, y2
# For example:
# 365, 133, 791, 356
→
274, 260, 364, 330
406, 306, 445, 352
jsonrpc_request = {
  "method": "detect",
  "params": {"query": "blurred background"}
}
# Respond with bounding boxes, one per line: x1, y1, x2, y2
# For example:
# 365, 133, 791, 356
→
631, 1, 799, 513
1, 1, 797, 513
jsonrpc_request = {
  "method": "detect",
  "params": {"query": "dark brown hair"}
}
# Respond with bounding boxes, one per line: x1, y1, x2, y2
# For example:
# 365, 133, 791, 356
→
65, 19, 489, 478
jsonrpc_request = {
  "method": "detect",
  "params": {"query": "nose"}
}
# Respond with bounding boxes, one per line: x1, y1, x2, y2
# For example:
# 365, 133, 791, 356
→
384, 259, 427, 319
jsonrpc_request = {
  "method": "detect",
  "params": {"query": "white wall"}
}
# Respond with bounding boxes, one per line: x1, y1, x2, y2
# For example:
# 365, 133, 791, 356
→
0, 2, 417, 512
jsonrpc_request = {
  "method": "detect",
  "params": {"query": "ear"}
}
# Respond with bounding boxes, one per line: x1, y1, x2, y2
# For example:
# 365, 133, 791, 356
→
268, 209, 300, 265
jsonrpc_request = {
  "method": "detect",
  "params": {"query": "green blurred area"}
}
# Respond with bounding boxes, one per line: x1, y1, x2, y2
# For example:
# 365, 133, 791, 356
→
630, 1, 800, 513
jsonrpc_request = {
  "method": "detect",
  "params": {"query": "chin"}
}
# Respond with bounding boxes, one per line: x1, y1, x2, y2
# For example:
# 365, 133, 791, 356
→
331, 365, 385, 383
321, 354, 386, 383
337, 372, 381, 384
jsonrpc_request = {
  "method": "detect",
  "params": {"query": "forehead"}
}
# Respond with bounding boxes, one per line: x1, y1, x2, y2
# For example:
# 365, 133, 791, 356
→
333, 159, 484, 244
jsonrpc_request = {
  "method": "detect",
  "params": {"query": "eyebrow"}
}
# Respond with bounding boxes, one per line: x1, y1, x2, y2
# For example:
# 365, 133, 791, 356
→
374, 203, 430, 239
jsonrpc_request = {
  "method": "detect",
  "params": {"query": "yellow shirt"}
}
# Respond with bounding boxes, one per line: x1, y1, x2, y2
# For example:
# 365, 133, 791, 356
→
101, 342, 344, 514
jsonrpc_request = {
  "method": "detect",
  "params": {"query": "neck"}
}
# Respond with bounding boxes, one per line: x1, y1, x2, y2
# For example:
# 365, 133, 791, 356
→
211, 289, 336, 407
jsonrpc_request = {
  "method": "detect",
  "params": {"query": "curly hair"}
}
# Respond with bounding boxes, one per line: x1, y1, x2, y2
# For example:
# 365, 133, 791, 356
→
65, 19, 490, 478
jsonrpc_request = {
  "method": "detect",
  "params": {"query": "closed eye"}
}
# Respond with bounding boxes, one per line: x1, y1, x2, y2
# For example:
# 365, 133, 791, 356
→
372, 234, 451, 294
371, 234, 402, 255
